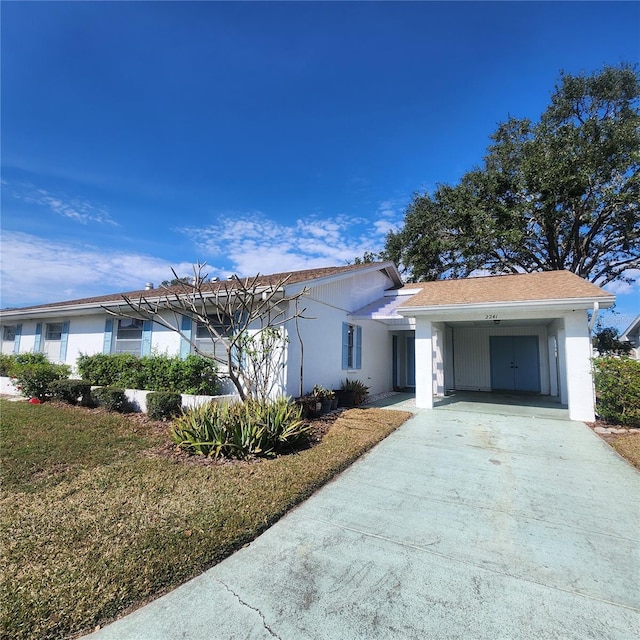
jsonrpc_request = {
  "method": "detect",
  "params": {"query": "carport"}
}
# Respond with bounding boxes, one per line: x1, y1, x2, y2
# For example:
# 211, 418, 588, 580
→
396, 271, 614, 422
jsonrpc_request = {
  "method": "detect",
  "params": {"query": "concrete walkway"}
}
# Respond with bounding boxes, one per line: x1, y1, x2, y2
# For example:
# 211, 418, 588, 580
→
86, 404, 640, 640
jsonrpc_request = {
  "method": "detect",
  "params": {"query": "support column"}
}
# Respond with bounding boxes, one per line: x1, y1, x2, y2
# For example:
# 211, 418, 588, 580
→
415, 317, 433, 409
563, 311, 595, 422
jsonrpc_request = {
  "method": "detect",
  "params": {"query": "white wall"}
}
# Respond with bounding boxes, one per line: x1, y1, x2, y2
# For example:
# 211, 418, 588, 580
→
284, 271, 396, 398
283, 297, 392, 398
562, 311, 596, 422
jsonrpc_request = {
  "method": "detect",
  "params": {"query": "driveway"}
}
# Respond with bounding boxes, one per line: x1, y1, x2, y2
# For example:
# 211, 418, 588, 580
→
86, 403, 640, 639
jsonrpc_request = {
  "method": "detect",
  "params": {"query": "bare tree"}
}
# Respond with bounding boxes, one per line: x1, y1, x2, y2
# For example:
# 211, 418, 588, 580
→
104, 263, 310, 401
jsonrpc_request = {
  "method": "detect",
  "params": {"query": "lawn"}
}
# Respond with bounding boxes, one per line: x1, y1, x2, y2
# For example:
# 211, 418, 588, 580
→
0, 399, 411, 640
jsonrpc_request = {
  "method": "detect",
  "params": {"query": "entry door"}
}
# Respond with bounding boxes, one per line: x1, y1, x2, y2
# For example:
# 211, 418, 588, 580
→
490, 336, 540, 392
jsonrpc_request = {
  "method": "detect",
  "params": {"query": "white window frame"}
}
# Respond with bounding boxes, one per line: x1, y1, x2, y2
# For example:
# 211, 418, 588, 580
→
114, 318, 144, 356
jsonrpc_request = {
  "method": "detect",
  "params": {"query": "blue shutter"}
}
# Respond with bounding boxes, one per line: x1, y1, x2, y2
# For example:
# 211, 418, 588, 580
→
59, 322, 70, 362
180, 316, 193, 359
34, 323, 42, 352
141, 320, 153, 356
13, 324, 22, 354
103, 319, 113, 354
342, 322, 349, 369
355, 325, 362, 369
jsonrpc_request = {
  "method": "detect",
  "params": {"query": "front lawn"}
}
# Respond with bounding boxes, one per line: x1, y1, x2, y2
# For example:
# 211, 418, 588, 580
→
0, 399, 410, 640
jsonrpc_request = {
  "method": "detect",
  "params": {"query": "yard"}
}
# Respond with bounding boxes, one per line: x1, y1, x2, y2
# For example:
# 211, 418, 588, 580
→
0, 399, 411, 640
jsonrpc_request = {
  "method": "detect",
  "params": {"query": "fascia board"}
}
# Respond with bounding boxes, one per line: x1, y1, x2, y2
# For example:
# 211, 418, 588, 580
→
397, 296, 615, 317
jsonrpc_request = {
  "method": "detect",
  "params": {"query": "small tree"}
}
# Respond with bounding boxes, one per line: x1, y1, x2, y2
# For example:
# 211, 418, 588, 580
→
105, 264, 310, 402
593, 326, 633, 356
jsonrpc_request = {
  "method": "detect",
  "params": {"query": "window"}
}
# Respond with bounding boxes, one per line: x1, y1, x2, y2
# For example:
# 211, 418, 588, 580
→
3, 325, 17, 342
195, 315, 232, 363
342, 322, 362, 370
46, 323, 64, 341
114, 318, 144, 356
42, 322, 68, 362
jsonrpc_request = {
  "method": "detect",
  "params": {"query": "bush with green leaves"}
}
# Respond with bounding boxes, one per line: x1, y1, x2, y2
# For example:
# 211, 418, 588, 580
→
593, 357, 640, 427
9, 353, 71, 401
92, 387, 129, 413
49, 379, 93, 406
146, 392, 182, 420
77, 353, 218, 394
170, 397, 311, 459
0, 353, 16, 376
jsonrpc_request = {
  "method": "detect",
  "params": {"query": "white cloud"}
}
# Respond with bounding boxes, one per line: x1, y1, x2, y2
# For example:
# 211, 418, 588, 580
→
180, 204, 405, 277
5, 182, 118, 226
0, 231, 195, 308
603, 269, 640, 296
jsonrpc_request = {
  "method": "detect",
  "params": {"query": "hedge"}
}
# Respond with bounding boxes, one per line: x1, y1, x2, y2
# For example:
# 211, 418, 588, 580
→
77, 353, 218, 395
593, 357, 640, 427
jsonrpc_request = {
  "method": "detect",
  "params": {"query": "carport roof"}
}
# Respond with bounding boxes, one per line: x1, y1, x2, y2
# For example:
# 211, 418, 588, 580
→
399, 270, 614, 309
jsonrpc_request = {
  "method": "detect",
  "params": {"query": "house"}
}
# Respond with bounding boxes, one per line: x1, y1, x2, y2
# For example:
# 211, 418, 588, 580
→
620, 315, 640, 359
0, 262, 614, 422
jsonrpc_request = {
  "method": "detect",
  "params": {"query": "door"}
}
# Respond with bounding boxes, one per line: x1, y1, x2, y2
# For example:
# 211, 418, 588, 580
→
490, 336, 540, 392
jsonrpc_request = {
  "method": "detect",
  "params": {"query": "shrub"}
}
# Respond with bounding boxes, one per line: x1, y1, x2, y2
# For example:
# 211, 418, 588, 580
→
0, 354, 16, 376
49, 379, 93, 406
77, 353, 140, 386
77, 353, 218, 394
9, 355, 70, 401
593, 357, 640, 427
170, 397, 310, 459
147, 392, 182, 420
340, 378, 370, 404
92, 387, 128, 412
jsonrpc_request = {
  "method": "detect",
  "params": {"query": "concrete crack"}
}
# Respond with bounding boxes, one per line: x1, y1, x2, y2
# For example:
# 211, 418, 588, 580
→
215, 579, 281, 639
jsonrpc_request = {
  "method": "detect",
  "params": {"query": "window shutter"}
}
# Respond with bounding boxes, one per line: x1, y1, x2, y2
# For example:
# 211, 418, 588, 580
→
59, 322, 70, 362
179, 316, 192, 359
13, 324, 22, 354
34, 323, 42, 352
141, 320, 153, 356
103, 319, 113, 354
342, 322, 349, 369
355, 326, 362, 369
233, 310, 248, 328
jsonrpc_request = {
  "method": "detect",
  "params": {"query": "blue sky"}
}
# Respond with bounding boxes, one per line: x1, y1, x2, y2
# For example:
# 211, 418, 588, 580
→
1, 1, 638, 330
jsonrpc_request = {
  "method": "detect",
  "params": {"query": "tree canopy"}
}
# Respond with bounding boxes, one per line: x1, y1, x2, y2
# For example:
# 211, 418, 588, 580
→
384, 64, 640, 285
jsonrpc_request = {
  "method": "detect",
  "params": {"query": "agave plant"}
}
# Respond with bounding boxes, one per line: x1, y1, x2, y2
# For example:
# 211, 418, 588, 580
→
170, 397, 311, 459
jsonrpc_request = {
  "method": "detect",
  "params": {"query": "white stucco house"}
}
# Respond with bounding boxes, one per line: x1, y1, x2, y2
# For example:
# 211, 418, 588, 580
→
0, 262, 614, 422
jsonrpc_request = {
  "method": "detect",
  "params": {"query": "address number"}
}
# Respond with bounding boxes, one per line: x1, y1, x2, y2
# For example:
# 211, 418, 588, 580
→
485, 314, 499, 320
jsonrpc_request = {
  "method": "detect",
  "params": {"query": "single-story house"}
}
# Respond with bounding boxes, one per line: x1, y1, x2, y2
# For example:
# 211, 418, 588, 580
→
0, 262, 614, 422
620, 315, 640, 359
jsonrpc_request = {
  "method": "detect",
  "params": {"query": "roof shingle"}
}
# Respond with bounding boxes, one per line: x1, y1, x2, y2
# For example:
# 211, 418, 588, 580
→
400, 270, 614, 308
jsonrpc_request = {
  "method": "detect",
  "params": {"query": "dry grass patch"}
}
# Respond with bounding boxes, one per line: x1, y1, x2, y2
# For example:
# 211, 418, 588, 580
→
607, 432, 640, 470
0, 400, 411, 640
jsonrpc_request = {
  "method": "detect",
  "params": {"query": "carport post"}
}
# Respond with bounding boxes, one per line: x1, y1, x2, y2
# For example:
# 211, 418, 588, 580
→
415, 317, 434, 409
563, 311, 596, 422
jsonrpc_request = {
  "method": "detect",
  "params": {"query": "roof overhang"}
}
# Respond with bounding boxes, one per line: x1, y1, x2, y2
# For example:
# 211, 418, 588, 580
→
398, 296, 615, 322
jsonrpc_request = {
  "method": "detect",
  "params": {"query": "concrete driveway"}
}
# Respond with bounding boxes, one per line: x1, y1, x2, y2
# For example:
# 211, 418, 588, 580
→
86, 401, 640, 640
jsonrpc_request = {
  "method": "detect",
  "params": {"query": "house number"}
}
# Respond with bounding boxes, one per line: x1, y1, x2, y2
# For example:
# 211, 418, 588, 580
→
485, 314, 499, 320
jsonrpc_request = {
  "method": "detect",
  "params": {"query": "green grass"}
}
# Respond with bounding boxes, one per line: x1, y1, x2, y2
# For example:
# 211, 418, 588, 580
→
0, 400, 411, 640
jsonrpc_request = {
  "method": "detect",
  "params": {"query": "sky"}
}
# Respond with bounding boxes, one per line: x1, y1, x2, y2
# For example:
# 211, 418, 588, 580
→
1, 1, 639, 331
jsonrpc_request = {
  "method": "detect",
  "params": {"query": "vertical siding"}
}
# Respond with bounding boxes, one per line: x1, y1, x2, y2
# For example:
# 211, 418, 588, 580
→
306, 271, 390, 312
453, 325, 550, 394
